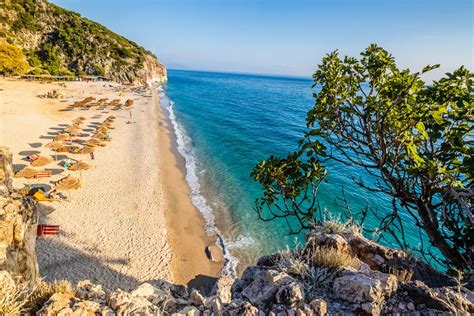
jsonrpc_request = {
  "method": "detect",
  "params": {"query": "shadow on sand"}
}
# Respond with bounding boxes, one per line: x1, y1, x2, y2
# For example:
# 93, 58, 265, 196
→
37, 237, 216, 293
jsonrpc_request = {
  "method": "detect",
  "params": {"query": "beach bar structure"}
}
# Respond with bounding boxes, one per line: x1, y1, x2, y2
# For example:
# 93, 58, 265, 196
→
19, 74, 109, 82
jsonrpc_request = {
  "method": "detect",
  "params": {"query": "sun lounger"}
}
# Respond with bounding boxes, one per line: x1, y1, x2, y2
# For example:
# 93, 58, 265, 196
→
33, 190, 60, 202
34, 170, 52, 179
37, 224, 60, 236
27, 154, 39, 162
56, 147, 70, 153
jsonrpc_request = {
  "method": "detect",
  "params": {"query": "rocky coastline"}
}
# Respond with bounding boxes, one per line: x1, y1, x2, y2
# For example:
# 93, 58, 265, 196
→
1, 147, 473, 315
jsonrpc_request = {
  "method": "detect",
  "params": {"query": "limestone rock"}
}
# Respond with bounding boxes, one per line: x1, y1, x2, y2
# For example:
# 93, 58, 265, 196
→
333, 272, 383, 311
212, 274, 234, 304
131, 282, 156, 298
76, 280, 106, 302
173, 306, 202, 316
37, 292, 74, 316
309, 299, 327, 315
189, 289, 206, 306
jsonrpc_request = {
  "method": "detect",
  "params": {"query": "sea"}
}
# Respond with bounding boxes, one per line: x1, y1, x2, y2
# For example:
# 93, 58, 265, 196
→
160, 69, 428, 273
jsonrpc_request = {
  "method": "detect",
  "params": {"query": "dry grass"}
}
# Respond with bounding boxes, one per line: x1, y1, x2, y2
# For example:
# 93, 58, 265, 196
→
311, 246, 361, 270
274, 246, 311, 278
388, 267, 414, 283
274, 246, 334, 291
313, 214, 361, 235
26, 280, 74, 312
0, 280, 30, 314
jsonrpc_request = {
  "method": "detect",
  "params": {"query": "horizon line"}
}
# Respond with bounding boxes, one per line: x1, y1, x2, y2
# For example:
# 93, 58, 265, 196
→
167, 68, 313, 81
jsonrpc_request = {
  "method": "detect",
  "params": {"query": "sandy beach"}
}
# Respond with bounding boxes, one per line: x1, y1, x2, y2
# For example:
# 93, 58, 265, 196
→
0, 78, 222, 291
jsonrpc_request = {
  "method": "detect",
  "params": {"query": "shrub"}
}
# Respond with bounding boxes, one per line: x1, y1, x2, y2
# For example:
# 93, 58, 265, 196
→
311, 246, 361, 270
0, 41, 29, 75
314, 214, 361, 235
274, 246, 310, 278
0, 280, 29, 314
26, 280, 74, 313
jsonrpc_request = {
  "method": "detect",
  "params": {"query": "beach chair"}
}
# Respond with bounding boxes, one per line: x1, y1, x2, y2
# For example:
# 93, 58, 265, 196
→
34, 170, 52, 179
37, 225, 60, 236
69, 147, 81, 154
27, 154, 39, 162
33, 190, 60, 202
56, 147, 70, 153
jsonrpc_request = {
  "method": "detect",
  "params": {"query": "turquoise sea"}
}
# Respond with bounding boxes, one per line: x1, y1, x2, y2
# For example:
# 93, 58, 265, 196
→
161, 69, 424, 272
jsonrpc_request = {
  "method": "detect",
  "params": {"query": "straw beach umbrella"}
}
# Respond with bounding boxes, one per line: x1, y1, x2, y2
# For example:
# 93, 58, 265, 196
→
14, 166, 38, 187
97, 126, 109, 134
54, 175, 81, 199
31, 155, 53, 167
45, 141, 64, 149
65, 125, 81, 134
14, 166, 38, 179
72, 118, 85, 125
93, 132, 110, 141
54, 133, 71, 142
68, 161, 91, 181
45, 141, 66, 160
85, 138, 106, 147
78, 146, 96, 160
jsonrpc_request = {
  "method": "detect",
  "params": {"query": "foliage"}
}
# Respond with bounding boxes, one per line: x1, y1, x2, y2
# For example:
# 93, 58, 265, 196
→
0, 41, 29, 75
0, 278, 29, 314
311, 246, 361, 270
313, 212, 361, 235
388, 267, 414, 283
252, 44, 473, 272
274, 246, 334, 292
4, 0, 155, 78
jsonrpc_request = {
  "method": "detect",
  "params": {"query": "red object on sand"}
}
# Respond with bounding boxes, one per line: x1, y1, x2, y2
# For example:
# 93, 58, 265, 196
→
37, 225, 59, 236
34, 170, 52, 179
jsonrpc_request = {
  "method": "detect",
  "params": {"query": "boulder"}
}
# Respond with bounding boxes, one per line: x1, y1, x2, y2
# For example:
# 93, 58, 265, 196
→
275, 281, 304, 306
75, 280, 106, 302
37, 292, 74, 316
131, 282, 156, 298
333, 272, 383, 315
212, 274, 234, 303
173, 306, 202, 316
309, 299, 327, 315
239, 269, 305, 311
189, 289, 206, 306
360, 268, 398, 297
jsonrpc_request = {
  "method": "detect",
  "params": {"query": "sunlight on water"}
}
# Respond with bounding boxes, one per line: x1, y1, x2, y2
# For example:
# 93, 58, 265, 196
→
163, 70, 430, 272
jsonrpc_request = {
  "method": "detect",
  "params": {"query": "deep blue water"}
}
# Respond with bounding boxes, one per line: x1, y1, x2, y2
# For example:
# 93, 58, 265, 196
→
163, 69, 424, 269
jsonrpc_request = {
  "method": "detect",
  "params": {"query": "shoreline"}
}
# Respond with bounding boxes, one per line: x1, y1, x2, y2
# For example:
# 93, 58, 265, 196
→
0, 78, 223, 291
152, 85, 224, 291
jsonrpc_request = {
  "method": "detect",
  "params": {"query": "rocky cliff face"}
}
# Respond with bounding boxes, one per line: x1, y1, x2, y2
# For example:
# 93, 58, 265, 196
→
0, 147, 38, 284
0, 147, 472, 315
0, 0, 167, 85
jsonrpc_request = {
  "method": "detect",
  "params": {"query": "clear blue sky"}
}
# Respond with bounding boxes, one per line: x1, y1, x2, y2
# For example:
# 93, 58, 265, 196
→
51, 0, 473, 80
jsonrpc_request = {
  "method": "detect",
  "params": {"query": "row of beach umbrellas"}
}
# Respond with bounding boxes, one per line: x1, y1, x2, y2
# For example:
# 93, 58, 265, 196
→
13, 114, 117, 199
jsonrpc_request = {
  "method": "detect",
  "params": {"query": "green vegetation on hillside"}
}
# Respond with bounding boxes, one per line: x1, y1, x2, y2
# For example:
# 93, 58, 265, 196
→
252, 44, 473, 273
0, 41, 29, 75
1, 0, 158, 79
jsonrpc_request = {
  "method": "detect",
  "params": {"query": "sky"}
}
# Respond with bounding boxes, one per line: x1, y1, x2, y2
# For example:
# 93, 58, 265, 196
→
51, 0, 473, 80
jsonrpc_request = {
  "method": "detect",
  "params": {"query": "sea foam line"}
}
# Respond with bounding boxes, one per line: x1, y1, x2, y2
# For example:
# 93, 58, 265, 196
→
161, 92, 242, 276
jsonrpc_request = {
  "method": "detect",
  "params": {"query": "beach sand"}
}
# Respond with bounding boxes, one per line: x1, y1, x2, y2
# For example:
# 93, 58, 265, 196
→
0, 78, 223, 291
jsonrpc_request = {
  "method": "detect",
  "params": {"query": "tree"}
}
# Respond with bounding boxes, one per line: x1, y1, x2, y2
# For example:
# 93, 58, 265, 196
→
0, 41, 29, 75
251, 44, 473, 272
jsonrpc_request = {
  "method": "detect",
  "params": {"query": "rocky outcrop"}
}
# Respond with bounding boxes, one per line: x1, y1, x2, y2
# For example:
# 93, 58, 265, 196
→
32, 231, 473, 316
0, 0, 167, 85
0, 147, 38, 284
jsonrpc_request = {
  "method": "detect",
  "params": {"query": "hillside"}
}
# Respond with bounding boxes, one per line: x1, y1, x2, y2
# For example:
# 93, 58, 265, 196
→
0, 0, 166, 84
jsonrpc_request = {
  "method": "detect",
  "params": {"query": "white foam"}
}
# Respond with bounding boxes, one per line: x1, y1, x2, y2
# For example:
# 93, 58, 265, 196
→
161, 92, 239, 276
